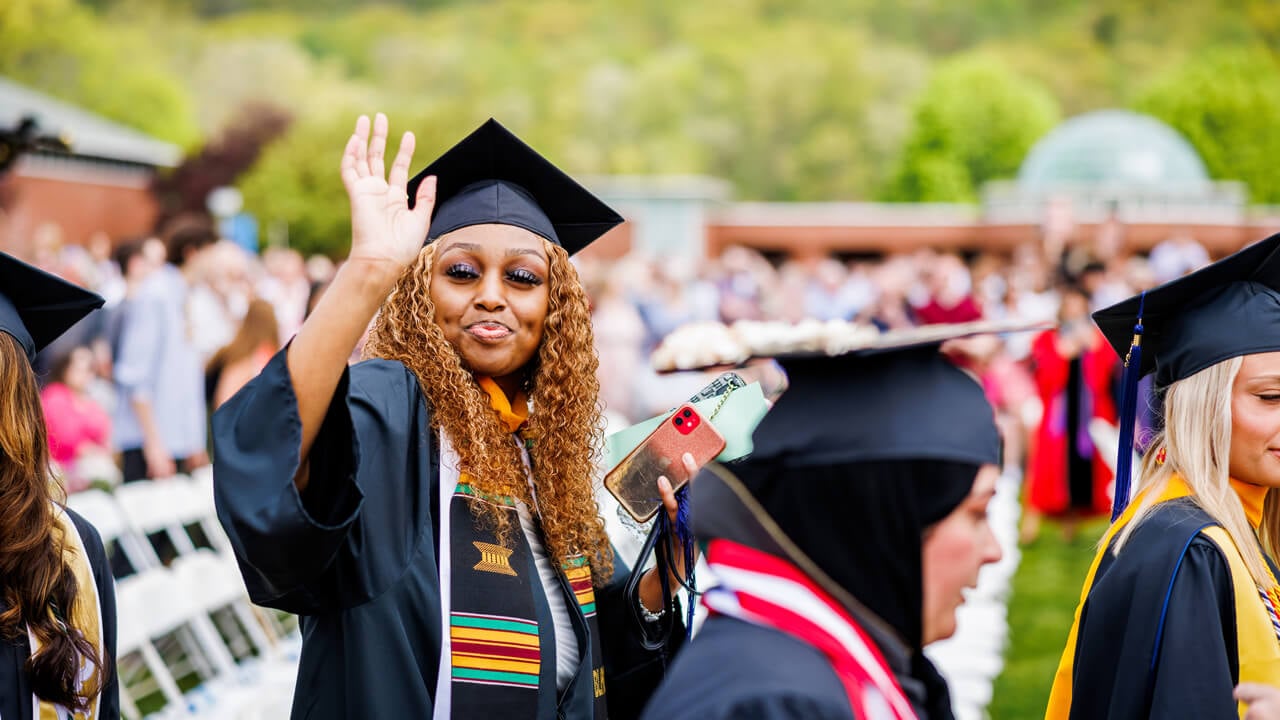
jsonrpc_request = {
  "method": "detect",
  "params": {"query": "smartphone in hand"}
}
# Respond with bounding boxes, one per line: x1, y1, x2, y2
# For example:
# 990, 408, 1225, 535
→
604, 403, 726, 523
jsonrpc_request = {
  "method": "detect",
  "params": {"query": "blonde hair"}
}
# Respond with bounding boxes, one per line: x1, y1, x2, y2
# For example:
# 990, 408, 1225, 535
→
1114, 355, 1279, 588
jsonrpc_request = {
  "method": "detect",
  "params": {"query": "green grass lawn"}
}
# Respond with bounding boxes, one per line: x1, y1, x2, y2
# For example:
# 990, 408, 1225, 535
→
989, 519, 1108, 719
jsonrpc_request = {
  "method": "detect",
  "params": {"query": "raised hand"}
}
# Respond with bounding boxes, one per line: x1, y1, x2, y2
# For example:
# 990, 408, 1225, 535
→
339, 113, 437, 270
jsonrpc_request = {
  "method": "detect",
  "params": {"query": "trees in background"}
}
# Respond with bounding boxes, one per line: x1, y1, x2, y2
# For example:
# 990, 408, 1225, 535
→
152, 103, 293, 229
1136, 47, 1280, 203
883, 54, 1060, 202
5, 0, 1280, 254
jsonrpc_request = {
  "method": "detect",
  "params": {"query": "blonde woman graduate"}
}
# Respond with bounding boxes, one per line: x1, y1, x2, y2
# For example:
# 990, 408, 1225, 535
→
212, 117, 690, 720
1047, 234, 1280, 719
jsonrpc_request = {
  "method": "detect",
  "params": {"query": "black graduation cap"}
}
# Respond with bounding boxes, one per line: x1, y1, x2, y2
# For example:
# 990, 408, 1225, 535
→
748, 324, 1016, 468
1095, 232, 1280, 388
406, 119, 624, 255
0, 252, 105, 363
1093, 232, 1280, 519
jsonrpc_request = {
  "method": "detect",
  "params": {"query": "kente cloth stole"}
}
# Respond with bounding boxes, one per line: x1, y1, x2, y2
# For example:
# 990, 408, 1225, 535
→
433, 430, 609, 719
702, 539, 918, 720
27, 503, 104, 720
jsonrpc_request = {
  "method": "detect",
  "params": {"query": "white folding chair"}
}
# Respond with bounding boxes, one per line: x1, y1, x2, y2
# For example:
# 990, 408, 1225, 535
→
172, 550, 276, 663
113, 479, 205, 559
66, 489, 160, 576
115, 569, 201, 719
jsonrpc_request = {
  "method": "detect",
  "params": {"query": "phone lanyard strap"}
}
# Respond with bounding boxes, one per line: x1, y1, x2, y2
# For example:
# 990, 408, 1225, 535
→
706, 382, 736, 422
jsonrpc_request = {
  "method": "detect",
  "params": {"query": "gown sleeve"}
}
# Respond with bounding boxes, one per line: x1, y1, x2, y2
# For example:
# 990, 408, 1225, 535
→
1070, 534, 1238, 720
596, 547, 687, 720
212, 348, 432, 614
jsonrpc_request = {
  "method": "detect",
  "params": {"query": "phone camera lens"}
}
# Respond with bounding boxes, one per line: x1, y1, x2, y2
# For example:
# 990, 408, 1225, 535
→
674, 417, 684, 427
682, 409, 693, 418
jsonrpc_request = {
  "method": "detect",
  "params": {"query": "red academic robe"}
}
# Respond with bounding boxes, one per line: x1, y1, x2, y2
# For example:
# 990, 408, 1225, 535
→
1026, 329, 1118, 516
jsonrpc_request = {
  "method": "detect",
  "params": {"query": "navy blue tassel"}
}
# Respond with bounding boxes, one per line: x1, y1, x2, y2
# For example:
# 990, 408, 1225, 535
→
656, 485, 697, 641
674, 485, 696, 639
1112, 291, 1146, 521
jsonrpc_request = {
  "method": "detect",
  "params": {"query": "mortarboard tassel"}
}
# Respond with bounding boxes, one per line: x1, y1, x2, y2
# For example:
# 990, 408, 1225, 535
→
1112, 291, 1146, 521
655, 487, 697, 641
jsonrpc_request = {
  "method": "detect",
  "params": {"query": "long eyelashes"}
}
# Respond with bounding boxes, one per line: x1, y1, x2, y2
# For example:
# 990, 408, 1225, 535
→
444, 263, 543, 286
445, 263, 478, 279
508, 269, 543, 286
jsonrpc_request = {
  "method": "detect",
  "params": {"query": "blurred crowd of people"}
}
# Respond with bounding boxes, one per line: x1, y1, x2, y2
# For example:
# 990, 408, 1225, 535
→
21, 218, 1216, 541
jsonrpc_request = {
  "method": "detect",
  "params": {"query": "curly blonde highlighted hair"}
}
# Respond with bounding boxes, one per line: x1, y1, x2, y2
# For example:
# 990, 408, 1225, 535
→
364, 240, 614, 582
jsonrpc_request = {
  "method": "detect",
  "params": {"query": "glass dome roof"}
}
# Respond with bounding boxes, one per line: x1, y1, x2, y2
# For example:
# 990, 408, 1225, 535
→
1018, 110, 1209, 188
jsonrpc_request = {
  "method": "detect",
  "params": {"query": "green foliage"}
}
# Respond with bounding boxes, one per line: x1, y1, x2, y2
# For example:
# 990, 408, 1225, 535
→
238, 114, 356, 257
1135, 47, 1280, 202
9, 0, 1280, 235
0, 0, 200, 147
884, 54, 1060, 201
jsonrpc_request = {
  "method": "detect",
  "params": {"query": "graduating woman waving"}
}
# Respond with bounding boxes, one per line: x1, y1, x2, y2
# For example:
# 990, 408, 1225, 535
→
213, 116, 686, 720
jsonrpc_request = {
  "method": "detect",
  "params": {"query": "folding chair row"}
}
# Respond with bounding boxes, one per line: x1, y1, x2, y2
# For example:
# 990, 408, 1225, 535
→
115, 552, 299, 719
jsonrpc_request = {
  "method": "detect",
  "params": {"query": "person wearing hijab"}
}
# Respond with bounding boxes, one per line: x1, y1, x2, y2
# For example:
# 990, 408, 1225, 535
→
1046, 233, 1280, 719
0, 252, 118, 719
641, 325, 1010, 720
212, 116, 690, 720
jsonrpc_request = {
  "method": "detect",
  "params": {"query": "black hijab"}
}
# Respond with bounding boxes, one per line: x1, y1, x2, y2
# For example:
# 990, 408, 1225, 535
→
736, 458, 979, 651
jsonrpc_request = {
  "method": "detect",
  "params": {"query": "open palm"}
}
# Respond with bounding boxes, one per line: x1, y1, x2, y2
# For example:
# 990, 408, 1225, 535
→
340, 113, 437, 270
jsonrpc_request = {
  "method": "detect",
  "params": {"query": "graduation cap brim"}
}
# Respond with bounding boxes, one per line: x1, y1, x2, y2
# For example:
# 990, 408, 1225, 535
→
0, 252, 105, 363
406, 119, 623, 256
1093, 232, 1280, 385
783, 318, 1052, 360
653, 317, 1052, 373
747, 321, 1044, 467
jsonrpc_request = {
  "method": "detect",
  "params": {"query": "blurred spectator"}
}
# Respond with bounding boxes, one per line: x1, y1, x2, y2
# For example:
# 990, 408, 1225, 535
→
775, 260, 813, 323
87, 230, 126, 306
259, 247, 311, 343
803, 258, 859, 321
40, 345, 114, 493
188, 240, 256, 362
864, 255, 918, 330
714, 245, 773, 322
1022, 284, 1119, 543
636, 258, 713, 352
32, 243, 113, 382
105, 239, 156, 360
205, 298, 280, 410
913, 252, 983, 324
306, 254, 337, 285
30, 222, 63, 271
586, 259, 647, 423
1148, 232, 1210, 284
1078, 260, 1134, 311
113, 224, 213, 481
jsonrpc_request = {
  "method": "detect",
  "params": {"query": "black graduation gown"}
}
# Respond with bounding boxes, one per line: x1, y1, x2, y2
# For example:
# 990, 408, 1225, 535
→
212, 349, 677, 720
0, 509, 120, 720
1061, 498, 1264, 719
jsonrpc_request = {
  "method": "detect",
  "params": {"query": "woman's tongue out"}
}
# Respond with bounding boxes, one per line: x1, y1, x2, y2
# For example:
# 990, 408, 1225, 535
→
467, 322, 512, 342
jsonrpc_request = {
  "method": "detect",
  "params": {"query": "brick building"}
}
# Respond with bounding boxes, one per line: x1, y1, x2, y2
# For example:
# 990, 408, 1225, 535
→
0, 76, 180, 259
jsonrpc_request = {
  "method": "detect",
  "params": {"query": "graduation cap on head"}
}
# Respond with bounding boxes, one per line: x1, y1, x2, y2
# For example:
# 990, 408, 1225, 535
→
747, 321, 1038, 469
0, 252, 105, 363
406, 119, 624, 255
1094, 232, 1280, 519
